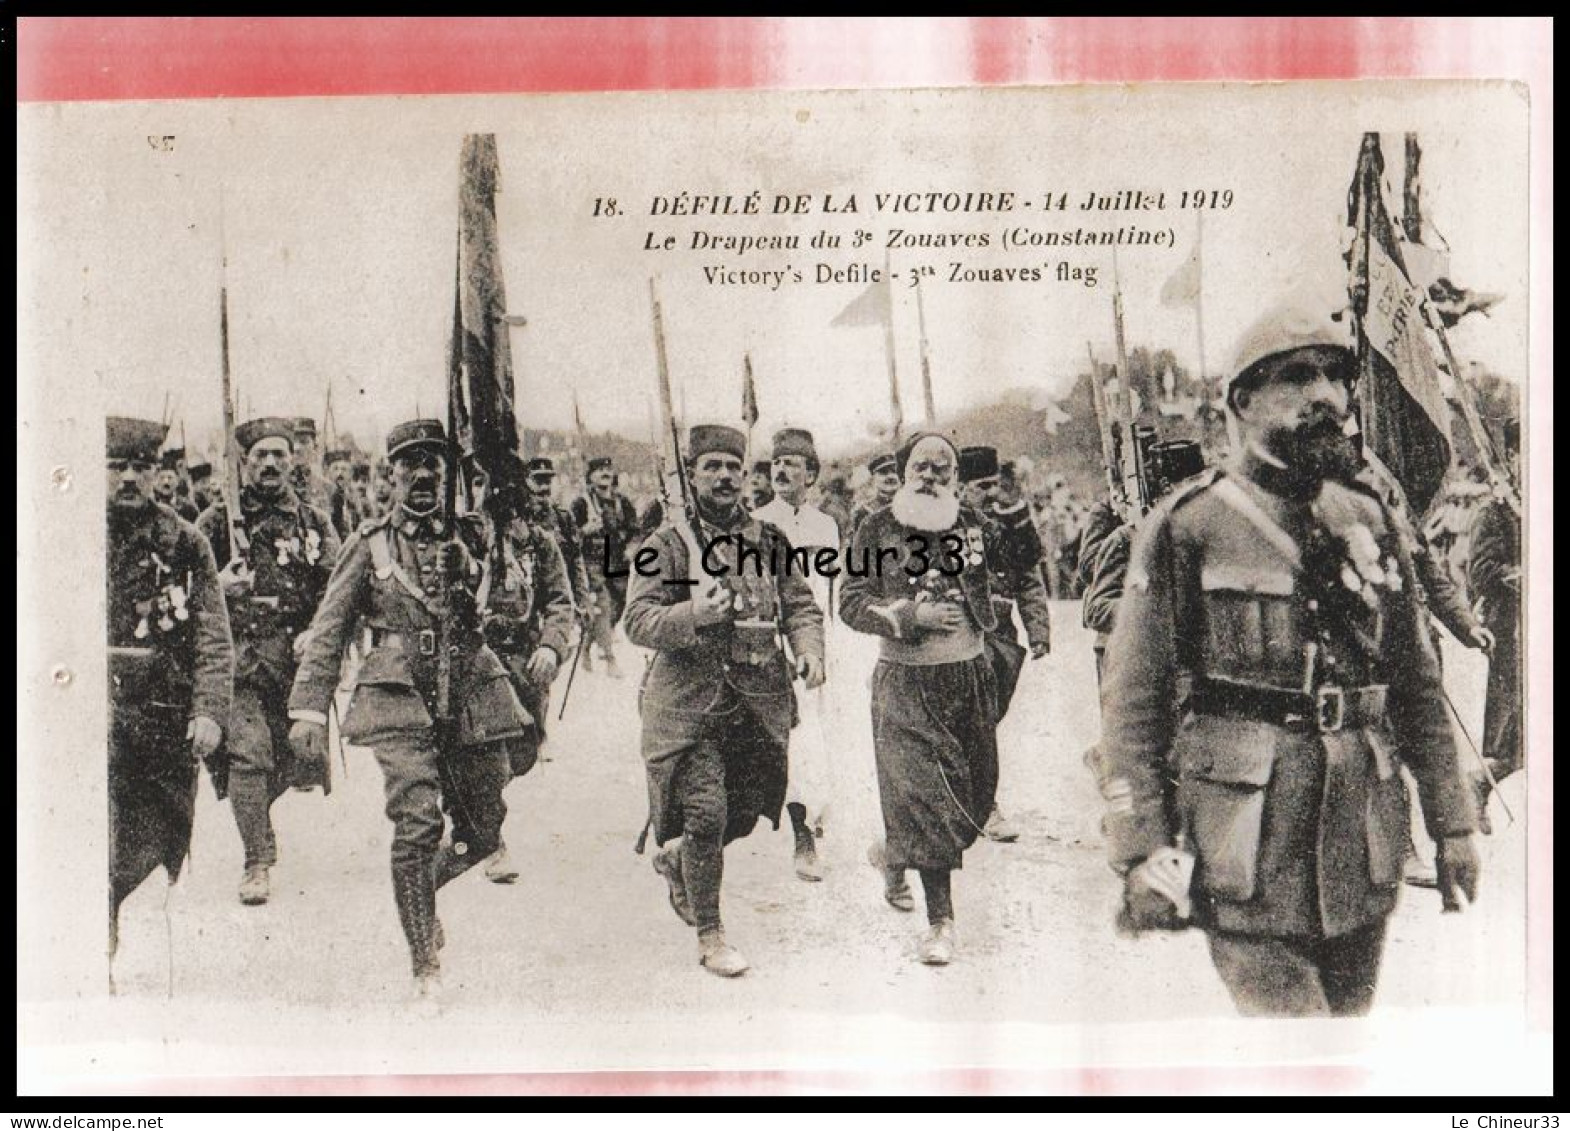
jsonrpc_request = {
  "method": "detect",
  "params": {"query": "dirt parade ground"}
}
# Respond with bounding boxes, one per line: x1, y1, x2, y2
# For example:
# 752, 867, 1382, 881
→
25, 605, 1528, 1084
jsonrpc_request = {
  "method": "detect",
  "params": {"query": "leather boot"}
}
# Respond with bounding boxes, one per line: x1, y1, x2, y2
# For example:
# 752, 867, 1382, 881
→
392, 861, 440, 979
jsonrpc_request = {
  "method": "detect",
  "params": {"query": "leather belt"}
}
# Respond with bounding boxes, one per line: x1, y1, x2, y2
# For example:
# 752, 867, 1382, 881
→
366, 626, 438, 656
1190, 677, 1388, 734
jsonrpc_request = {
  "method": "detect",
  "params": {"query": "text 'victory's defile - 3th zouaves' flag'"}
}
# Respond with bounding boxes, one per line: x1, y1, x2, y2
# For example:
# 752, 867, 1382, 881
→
1347, 132, 1452, 516
449, 133, 521, 506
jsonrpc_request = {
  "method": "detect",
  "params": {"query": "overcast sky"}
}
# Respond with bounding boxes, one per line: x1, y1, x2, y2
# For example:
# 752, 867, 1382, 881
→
20, 82, 1528, 460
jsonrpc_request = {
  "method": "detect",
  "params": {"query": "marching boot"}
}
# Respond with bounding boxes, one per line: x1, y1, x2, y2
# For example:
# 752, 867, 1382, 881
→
867, 840, 914, 911
484, 839, 520, 885
653, 844, 695, 926
698, 929, 750, 978
432, 839, 477, 890
239, 864, 271, 905
983, 805, 1020, 844
392, 860, 441, 1004
787, 802, 823, 882
918, 919, 957, 966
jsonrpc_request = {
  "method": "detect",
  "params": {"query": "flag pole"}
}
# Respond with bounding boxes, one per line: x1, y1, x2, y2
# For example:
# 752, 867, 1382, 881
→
882, 250, 903, 442
915, 274, 936, 426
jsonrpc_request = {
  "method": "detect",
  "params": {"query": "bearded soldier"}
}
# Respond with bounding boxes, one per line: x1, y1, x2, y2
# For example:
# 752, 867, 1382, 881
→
1098, 305, 1480, 1017
287, 419, 533, 1001
477, 455, 576, 883
572, 456, 639, 678
625, 424, 824, 978
198, 417, 340, 906
752, 427, 842, 881
841, 433, 1033, 964
106, 417, 232, 968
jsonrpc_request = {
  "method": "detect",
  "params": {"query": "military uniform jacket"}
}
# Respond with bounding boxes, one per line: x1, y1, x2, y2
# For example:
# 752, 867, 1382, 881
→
485, 515, 575, 662
624, 512, 824, 756
840, 503, 1014, 645
983, 501, 1052, 648
108, 502, 234, 725
288, 507, 529, 748
571, 492, 639, 581
538, 502, 593, 612
1099, 456, 1476, 940
198, 488, 341, 690
1082, 522, 1133, 645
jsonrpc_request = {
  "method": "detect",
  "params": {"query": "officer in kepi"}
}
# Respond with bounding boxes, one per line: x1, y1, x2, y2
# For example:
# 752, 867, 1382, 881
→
1097, 303, 1481, 1017
198, 417, 340, 907
106, 417, 233, 976
624, 424, 825, 978
287, 419, 533, 1003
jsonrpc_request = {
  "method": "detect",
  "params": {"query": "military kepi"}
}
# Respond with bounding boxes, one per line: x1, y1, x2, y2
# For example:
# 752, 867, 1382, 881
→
688, 424, 746, 461
107, 417, 168, 462
159, 448, 186, 471
771, 427, 818, 465
867, 452, 898, 476
586, 456, 614, 474
386, 419, 447, 460
235, 416, 296, 453
958, 445, 999, 484
527, 456, 556, 475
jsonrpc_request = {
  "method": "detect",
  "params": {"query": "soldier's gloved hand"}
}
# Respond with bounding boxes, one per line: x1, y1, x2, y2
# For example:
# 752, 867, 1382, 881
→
187, 715, 222, 761
1115, 846, 1195, 936
1029, 641, 1050, 660
526, 646, 560, 684
914, 601, 963, 634
692, 583, 732, 627
797, 654, 825, 690
217, 559, 252, 594
440, 541, 469, 578
1467, 625, 1496, 654
1436, 834, 1481, 912
289, 720, 328, 775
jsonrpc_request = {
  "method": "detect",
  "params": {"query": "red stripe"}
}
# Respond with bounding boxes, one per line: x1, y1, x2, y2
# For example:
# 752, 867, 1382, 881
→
15, 17, 1526, 103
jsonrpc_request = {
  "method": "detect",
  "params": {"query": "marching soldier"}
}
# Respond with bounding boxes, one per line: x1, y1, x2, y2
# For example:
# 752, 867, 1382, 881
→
1467, 421, 1523, 832
187, 460, 219, 517
287, 419, 533, 1001
841, 433, 1025, 963
752, 427, 842, 881
290, 418, 334, 515
325, 446, 364, 540
1098, 304, 1481, 1016
522, 456, 595, 624
572, 456, 639, 678
957, 447, 1052, 843
745, 460, 775, 512
106, 417, 233, 969
198, 417, 340, 906
850, 452, 901, 536
478, 455, 576, 883
625, 424, 824, 978
154, 448, 199, 522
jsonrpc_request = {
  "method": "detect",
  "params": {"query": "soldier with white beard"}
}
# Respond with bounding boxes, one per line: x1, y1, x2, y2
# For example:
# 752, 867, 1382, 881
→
751, 427, 842, 881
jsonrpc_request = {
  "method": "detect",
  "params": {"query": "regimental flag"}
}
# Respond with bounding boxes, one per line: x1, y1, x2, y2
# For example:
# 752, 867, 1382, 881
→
1347, 132, 1452, 515
741, 354, 759, 429
1159, 241, 1201, 307
831, 270, 902, 440
449, 133, 521, 511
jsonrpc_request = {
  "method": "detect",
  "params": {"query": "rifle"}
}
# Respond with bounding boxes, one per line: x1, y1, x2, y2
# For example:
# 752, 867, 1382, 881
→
1086, 342, 1130, 520
218, 228, 249, 560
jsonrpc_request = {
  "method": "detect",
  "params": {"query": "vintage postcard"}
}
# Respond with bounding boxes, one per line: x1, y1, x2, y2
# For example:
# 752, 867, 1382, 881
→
17, 68, 1546, 1096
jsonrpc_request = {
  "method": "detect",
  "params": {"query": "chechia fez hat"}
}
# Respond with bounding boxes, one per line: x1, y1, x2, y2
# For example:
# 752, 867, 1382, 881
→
386, 419, 447, 461
292, 417, 319, 441
235, 417, 296, 454
107, 417, 168, 463
895, 431, 958, 478
687, 424, 747, 462
159, 448, 187, 471
866, 451, 898, 477
958, 445, 1000, 484
188, 461, 214, 481
1228, 302, 1355, 400
770, 427, 819, 467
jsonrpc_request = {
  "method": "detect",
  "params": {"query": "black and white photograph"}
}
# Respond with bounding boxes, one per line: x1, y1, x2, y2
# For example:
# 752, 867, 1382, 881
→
17, 64, 1546, 1096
